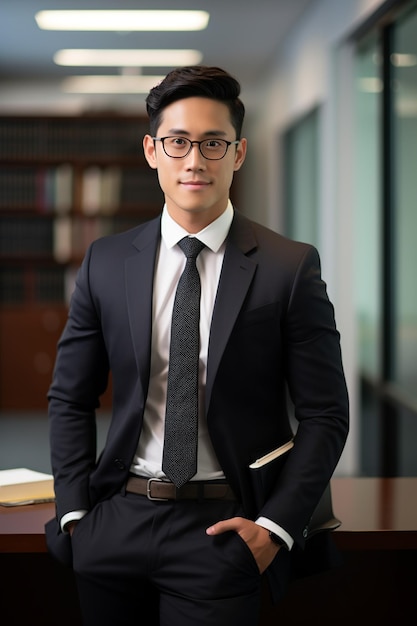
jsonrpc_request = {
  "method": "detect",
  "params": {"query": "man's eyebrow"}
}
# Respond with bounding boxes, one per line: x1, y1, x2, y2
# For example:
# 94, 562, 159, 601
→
166, 128, 228, 137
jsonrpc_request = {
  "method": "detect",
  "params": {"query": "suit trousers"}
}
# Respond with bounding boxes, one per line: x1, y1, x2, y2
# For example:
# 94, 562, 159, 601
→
70, 487, 264, 626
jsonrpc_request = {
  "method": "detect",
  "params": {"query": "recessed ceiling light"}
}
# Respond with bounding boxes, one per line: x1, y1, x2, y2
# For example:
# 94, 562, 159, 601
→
35, 10, 209, 31
54, 49, 203, 67
61, 75, 165, 94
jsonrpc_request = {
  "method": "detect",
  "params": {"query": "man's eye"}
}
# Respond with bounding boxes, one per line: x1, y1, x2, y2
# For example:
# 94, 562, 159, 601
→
205, 140, 221, 148
170, 137, 187, 146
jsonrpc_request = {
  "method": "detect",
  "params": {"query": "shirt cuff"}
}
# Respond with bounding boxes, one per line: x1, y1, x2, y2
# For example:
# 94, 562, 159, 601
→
60, 510, 88, 533
255, 516, 294, 551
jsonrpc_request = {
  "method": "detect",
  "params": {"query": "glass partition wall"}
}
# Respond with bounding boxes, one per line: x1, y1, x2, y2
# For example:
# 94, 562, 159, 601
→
354, 0, 417, 475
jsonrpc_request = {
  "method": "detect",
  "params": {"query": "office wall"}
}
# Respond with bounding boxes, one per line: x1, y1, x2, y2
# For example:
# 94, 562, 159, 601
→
239, 0, 388, 475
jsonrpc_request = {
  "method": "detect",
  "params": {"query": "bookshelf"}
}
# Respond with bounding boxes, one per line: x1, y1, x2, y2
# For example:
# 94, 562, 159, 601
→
0, 114, 163, 410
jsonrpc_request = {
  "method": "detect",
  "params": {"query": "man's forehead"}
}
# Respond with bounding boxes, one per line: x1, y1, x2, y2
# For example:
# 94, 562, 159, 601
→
158, 97, 233, 129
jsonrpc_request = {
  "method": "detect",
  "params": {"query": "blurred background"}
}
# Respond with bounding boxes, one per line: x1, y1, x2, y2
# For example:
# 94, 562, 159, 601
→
1, 0, 416, 479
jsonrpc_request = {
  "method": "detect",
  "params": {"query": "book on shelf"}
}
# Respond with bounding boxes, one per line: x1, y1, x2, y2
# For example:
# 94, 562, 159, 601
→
101, 166, 121, 215
0, 467, 55, 506
82, 165, 102, 215
54, 163, 73, 214
53, 215, 72, 263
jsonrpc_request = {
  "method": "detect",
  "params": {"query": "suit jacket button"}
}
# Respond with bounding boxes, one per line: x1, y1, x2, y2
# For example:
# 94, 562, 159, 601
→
303, 527, 309, 538
114, 459, 126, 470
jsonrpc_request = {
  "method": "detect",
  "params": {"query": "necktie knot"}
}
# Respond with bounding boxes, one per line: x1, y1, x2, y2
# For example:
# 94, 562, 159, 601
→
178, 236, 205, 259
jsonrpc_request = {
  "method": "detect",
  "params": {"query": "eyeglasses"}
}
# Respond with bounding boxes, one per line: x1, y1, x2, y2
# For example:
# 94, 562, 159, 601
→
152, 136, 240, 160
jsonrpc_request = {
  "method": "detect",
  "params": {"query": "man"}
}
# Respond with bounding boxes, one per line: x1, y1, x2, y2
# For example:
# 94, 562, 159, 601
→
46, 65, 349, 626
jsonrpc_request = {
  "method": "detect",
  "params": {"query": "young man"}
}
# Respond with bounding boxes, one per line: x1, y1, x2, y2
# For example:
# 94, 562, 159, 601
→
46, 66, 349, 626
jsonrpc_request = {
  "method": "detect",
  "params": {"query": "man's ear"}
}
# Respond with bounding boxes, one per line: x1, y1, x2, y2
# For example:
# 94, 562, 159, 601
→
143, 134, 157, 169
233, 137, 247, 172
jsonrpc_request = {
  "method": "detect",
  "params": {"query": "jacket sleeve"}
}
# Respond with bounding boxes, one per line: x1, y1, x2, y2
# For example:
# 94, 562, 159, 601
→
259, 245, 349, 547
48, 242, 110, 522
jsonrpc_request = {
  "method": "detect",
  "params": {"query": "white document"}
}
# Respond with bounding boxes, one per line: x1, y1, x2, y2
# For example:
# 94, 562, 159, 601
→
0, 468, 54, 506
249, 439, 294, 469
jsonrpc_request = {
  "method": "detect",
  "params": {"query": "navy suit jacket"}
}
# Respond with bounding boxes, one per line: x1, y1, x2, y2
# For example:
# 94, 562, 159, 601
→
46, 210, 349, 602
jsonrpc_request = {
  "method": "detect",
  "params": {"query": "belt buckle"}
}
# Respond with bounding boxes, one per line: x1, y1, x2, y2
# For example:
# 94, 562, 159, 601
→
146, 478, 169, 501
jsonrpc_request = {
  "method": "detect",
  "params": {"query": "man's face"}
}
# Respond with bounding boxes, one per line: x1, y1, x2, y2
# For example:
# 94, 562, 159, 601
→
143, 96, 246, 232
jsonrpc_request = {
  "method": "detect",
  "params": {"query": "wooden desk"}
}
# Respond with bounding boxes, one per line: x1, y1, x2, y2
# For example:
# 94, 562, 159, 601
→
2, 477, 417, 553
1, 478, 417, 625
332, 477, 417, 549
0, 501, 51, 553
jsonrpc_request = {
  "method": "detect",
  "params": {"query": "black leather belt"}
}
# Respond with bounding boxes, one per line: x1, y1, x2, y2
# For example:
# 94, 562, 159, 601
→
126, 476, 236, 501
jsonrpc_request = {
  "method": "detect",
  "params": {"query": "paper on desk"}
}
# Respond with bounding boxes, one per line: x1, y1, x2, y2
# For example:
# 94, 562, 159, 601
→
0, 468, 55, 506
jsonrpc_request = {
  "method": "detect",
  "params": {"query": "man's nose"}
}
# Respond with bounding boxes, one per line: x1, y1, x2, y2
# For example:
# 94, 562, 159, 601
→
185, 143, 206, 167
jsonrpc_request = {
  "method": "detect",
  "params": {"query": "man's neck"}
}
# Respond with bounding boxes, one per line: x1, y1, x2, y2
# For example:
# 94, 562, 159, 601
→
165, 203, 229, 234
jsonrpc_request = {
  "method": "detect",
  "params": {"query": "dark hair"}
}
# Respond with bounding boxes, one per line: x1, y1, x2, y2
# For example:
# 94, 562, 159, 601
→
145, 65, 245, 138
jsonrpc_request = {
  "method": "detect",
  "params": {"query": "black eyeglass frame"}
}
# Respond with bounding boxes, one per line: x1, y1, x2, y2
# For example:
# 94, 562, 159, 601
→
152, 136, 240, 160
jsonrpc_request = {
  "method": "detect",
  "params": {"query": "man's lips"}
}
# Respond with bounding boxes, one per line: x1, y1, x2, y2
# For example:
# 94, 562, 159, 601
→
180, 180, 211, 188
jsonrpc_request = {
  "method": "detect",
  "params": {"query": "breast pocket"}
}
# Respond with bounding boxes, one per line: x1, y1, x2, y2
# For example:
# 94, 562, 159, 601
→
236, 301, 280, 329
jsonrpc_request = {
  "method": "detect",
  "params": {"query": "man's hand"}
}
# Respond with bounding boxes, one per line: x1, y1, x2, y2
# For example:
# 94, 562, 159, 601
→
66, 521, 78, 537
206, 517, 280, 573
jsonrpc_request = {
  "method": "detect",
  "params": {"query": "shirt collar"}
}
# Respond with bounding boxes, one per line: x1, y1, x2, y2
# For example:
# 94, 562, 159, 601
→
161, 201, 234, 253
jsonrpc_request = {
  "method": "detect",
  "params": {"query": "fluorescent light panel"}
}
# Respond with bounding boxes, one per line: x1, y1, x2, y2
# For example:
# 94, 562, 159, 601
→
54, 49, 203, 67
36, 10, 209, 31
61, 75, 165, 94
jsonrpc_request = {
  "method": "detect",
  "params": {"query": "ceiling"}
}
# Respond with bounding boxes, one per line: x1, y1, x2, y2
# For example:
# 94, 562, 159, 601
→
0, 0, 313, 113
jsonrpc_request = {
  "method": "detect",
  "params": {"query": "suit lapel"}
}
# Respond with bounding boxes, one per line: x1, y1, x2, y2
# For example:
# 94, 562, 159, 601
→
125, 217, 161, 396
122, 212, 257, 413
206, 213, 258, 410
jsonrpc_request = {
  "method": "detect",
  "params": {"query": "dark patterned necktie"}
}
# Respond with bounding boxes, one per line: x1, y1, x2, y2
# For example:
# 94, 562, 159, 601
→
162, 236, 206, 488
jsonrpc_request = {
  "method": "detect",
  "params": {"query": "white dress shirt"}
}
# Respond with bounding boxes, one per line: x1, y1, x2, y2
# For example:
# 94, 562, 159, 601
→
130, 202, 231, 481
